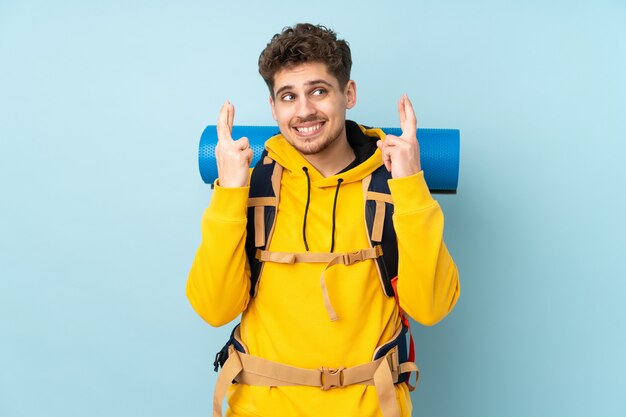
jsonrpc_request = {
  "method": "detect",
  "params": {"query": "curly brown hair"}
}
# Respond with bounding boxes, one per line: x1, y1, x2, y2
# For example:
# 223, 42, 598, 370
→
258, 23, 352, 96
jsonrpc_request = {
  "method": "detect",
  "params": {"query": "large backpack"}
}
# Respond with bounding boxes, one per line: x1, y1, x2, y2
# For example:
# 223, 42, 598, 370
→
218, 149, 415, 372
211, 150, 419, 417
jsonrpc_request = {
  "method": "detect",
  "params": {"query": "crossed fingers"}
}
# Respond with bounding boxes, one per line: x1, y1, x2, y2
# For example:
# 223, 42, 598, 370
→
376, 94, 421, 177
215, 100, 253, 187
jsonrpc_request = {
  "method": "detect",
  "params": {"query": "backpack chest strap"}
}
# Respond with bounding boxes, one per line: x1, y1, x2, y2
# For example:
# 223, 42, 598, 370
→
255, 246, 382, 265
255, 246, 383, 321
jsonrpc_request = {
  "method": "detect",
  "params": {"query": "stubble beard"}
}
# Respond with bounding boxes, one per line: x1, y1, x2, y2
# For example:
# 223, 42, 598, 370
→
287, 123, 345, 156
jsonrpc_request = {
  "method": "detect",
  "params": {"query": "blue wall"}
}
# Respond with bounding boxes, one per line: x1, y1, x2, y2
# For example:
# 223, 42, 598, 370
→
1, 1, 625, 416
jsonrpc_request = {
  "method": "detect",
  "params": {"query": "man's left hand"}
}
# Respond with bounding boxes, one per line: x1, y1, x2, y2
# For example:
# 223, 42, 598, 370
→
376, 94, 422, 178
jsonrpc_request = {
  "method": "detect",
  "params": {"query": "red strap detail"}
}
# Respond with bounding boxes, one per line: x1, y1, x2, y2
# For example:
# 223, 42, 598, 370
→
407, 327, 415, 363
390, 277, 415, 362
391, 276, 399, 303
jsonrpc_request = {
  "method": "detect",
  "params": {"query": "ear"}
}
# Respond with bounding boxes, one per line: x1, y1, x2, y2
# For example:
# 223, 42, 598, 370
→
269, 95, 277, 121
345, 80, 357, 109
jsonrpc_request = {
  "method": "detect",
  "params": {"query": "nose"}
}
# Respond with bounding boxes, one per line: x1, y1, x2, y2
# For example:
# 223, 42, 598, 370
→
295, 96, 315, 119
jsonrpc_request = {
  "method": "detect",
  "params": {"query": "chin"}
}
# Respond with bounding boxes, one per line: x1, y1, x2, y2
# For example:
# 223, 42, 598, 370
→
292, 135, 335, 156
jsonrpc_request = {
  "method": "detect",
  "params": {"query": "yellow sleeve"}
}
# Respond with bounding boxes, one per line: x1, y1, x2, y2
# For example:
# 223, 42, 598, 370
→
186, 183, 251, 327
388, 171, 460, 326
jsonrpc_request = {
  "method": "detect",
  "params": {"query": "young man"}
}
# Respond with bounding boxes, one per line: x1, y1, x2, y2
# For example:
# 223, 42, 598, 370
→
187, 23, 460, 417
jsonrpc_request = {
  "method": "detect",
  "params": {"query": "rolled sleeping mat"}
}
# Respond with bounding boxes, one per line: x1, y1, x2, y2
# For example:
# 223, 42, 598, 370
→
199, 126, 460, 193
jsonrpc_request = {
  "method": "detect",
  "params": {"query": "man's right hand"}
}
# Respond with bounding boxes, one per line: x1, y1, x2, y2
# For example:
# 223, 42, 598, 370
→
215, 100, 253, 187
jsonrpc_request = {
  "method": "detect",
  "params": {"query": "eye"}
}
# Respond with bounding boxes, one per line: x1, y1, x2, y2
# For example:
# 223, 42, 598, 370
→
281, 93, 295, 102
312, 88, 326, 96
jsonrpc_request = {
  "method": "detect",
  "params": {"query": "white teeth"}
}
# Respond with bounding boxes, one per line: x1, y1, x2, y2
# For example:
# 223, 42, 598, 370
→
297, 124, 322, 133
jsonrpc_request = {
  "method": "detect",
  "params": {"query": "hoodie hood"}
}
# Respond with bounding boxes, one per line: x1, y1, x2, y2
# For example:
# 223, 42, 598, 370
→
265, 120, 386, 188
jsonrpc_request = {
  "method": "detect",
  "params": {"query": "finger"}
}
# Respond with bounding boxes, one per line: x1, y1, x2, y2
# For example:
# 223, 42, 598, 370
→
376, 140, 392, 172
383, 157, 391, 172
235, 137, 250, 151
385, 135, 416, 153
216, 100, 233, 142
227, 102, 235, 133
383, 135, 401, 147
243, 148, 254, 165
400, 95, 417, 138
397, 96, 406, 127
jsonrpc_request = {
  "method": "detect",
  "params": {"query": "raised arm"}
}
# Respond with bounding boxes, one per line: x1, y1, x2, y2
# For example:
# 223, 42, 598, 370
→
186, 101, 253, 327
383, 95, 460, 325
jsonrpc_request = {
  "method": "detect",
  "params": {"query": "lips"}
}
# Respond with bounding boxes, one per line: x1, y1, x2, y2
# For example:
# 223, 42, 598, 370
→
293, 122, 325, 137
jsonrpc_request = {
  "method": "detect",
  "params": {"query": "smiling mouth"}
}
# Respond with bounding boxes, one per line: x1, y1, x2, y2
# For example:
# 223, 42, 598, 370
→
294, 122, 325, 136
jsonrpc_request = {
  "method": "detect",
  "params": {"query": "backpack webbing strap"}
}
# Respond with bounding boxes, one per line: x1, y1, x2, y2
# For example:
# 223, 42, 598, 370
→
256, 246, 383, 321
362, 170, 397, 297
212, 347, 416, 417
245, 152, 283, 296
248, 197, 278, 247
365, 191, 393, 204
390, 277, 417, 391
365, 191, 393, 242
256, 246, 382, 264
212, 345, 243, 417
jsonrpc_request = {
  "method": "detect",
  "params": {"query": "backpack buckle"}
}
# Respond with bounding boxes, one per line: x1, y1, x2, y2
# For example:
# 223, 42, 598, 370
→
213, 346, 228, 372
320, 367, 345, 390
342, 251, 363, 265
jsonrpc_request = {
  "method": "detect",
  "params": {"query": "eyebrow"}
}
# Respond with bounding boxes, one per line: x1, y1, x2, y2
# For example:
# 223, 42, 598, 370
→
274, 79, 334, 97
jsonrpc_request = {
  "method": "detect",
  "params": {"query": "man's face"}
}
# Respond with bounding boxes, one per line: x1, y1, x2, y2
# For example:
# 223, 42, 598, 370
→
270, 62, 356, 156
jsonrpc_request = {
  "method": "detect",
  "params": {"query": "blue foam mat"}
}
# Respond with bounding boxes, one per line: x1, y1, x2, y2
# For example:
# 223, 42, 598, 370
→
199, 126, 460, 193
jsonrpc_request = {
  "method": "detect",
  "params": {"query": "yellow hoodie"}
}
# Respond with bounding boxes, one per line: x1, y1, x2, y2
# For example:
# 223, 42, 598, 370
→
187, 122, 460, 417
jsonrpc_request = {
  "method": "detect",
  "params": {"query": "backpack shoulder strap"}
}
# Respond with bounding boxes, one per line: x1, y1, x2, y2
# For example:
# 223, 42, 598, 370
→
245, 150, 282, 297
363, 165, 397, 297
365, 166, 417, 388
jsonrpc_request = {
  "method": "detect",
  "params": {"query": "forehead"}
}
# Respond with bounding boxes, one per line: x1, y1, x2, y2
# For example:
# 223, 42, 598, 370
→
273, 62, 339, 92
